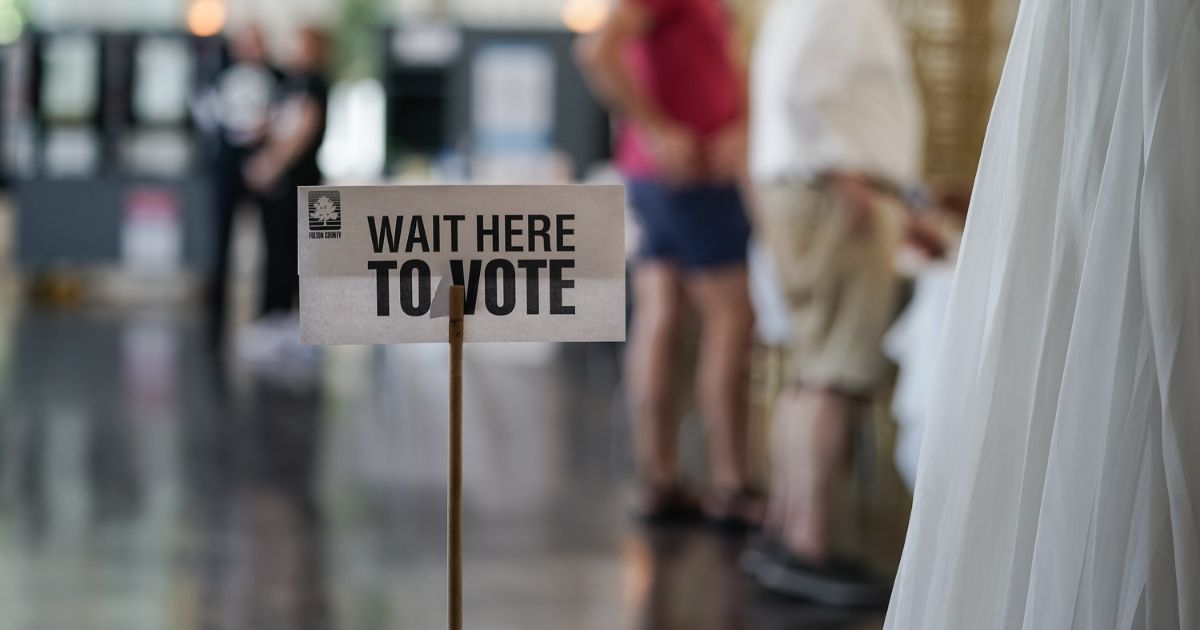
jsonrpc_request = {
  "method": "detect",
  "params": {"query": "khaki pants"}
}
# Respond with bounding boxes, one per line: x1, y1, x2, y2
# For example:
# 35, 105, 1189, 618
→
756, 181, 904, 394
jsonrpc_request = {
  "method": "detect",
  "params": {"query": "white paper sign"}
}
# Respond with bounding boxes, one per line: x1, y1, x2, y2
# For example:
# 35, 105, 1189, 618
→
299, 185, 626, 344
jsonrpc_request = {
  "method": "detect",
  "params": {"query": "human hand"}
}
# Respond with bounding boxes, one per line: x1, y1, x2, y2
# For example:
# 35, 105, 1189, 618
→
832, 174, 877, 233
905, 212, 950, 259
705, 122, 747, 183
647, 120, 700, 184
244, 152, 283, 193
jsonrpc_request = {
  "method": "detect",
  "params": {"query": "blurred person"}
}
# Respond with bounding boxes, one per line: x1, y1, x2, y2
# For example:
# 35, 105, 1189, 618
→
887, 0, 1200, 627
237, 27, 330, 365
578, 0, 760, 528
741, 0, 922, 607
197, 25, 282, 351
244, 26, 329, 318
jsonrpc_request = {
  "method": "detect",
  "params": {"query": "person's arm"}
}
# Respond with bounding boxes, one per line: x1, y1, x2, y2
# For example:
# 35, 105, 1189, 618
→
245, 96, 323, 192
827, 172, 880, 232
705, 21, 750, 185
576, 0, 699, 182
576, 0, 666, 130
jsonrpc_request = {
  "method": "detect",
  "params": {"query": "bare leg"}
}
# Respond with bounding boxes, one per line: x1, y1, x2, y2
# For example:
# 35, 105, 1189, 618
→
766, 387, 801, 534
684, 264, 755, 494
627, 262, 686, 488
772, 385, 857, 562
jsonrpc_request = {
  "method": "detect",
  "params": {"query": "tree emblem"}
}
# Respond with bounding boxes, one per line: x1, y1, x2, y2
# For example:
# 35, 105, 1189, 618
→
312, 195, 338, 222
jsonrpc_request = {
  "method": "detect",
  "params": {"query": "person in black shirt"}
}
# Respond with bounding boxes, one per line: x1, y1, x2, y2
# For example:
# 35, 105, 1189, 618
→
199, 25, 282, 350
244, 27, 330, 318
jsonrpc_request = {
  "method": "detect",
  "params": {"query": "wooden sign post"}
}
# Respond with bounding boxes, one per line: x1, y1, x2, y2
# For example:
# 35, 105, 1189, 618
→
448, 285, 464, 630
299, 185, 625, 628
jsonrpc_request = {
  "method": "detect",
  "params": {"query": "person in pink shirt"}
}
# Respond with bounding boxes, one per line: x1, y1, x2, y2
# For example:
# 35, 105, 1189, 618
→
578, 0, 760, 529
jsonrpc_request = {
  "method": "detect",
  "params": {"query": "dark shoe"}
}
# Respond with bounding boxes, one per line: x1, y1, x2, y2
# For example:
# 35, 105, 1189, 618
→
752, 546, 892, 609
738, 534, 789, 576
704, 486, 766, 534
633, 484, 704, 527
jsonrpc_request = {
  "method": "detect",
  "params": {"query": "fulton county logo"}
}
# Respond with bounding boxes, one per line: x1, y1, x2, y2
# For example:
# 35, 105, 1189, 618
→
308, 190, 342, 239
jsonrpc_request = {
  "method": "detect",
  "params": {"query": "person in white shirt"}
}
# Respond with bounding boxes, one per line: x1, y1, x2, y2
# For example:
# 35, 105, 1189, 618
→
742, 0, 923, 607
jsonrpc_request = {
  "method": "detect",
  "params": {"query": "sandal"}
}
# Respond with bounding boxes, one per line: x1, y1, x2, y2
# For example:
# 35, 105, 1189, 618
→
633, 484, 705, 526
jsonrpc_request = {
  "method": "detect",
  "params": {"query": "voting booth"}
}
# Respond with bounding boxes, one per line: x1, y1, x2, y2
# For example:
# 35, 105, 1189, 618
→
10, 30, 223, 271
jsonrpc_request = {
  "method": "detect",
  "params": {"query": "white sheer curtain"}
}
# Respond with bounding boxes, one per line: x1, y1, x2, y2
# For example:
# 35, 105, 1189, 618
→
886, 0, 1200, 628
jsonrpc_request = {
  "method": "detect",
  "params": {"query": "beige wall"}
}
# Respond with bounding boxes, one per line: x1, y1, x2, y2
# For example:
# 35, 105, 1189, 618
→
895, 0, 1021, 193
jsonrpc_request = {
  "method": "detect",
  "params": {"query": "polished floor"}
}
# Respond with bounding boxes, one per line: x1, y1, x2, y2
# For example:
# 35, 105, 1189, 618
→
0, 298, 899, 630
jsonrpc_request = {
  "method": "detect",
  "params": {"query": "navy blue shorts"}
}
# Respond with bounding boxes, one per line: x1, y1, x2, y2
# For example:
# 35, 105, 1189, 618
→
627, 180, 752, 270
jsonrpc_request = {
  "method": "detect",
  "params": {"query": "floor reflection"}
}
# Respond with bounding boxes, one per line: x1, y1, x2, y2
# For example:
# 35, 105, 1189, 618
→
184, 374, 328, 630
0, 305, 888, 629
625, 528, 882, 630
